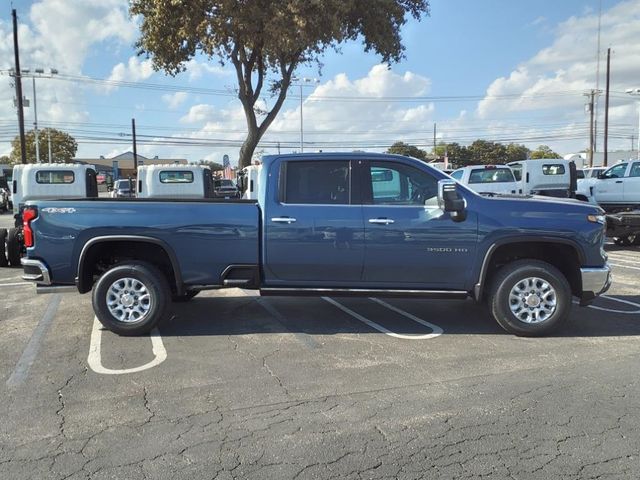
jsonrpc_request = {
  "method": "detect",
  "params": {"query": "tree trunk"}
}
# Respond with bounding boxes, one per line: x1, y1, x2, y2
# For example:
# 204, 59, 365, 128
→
238, 130, 260, 169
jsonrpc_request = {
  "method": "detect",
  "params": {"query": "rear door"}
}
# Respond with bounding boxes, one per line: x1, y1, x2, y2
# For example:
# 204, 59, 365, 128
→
263, 159, 365, 284
359, 159, 477, 289
624, 161, 640, 203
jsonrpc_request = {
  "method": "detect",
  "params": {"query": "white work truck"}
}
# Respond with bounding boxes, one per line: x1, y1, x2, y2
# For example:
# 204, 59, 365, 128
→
449, 165, 518, 195
136, 165, 214, 199
237, 164, 263, 200
1, 163, 98, 267
507, 159, 577, 197
591, 160, 640, 211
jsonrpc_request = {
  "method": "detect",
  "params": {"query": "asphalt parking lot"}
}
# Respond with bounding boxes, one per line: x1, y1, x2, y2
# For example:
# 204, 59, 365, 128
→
1, 211, 640, 479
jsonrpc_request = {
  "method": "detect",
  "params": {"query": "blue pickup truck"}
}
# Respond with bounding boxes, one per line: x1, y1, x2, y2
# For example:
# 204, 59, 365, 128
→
21, 153, 611, 337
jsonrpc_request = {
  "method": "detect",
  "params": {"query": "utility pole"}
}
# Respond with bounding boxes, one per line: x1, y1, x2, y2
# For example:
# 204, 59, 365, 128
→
132, 118, 138, 170
433, 123, 436, 156
603, 48, 611, 167
12, 9, 27, 164
32, 77, 40, 163
584, 90, 599, 167
47, 130, 52, 163
593, 0, 603, 157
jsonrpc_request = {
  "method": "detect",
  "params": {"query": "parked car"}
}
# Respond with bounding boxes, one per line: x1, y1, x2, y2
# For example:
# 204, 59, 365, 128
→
0, 187, 9, 213
21, 153, 610, 338
450, 165, 518, 195
110, 179, 136, 198
213, 178, 239, 198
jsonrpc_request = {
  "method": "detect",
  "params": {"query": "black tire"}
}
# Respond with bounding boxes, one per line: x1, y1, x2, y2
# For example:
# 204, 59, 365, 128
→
613, 235, 634, 246
172, 290, 199, 303
488, 259, 572, 337
0, 229, 7, 267
92, 262, 171, 336
6, 227, 22, 267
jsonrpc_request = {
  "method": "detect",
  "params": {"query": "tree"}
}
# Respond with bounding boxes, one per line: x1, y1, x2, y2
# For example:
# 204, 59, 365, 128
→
131, 0, 430, 168
530, 145, 561, 159
467, 140, 508, 165
434, 142, 471, 167
505, 143, 530, 162
0, 155, 9, 164
196, 159, 224, 171
9, 128, 77, 164
386, 141, 428, 160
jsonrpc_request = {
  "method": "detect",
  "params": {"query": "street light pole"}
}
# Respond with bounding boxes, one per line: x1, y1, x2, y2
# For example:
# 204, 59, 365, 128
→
626, 88, 640, 160
32, 77, 40, 163
292, 77, 320, 153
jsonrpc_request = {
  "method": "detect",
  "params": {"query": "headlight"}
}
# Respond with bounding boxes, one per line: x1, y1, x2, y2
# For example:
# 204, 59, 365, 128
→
587, 214, 606, 224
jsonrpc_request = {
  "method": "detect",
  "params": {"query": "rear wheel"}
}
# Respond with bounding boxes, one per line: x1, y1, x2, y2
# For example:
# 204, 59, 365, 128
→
0, 229, 8, 267
6, 227, 22, 267
92, 262, 170, 336
488, 260, 572, 337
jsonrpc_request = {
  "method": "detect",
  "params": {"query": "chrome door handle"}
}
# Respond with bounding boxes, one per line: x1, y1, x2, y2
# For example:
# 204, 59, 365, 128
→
271, 217, 297, 224
368, 218, 395, 225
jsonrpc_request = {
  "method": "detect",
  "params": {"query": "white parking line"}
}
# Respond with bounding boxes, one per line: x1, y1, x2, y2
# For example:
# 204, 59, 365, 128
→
607, 256, 640, 265
322, 297, 443, 340
87, 316, 167, 375
6, 294, 61, 389
585, 295, 640, 315
610, 263, 640, 271
0, 282, 31, 287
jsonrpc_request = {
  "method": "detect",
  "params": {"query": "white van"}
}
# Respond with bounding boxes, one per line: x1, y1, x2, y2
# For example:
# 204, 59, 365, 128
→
136, 165, 214, 199
12, 164, 98, 215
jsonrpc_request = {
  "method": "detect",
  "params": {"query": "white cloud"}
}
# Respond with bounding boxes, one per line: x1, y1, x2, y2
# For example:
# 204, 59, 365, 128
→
474, 0, 640, 153
184, 59, 232, 81
0, 0, 137, 155
107, 56, 155, 84
162, 91, 188, 109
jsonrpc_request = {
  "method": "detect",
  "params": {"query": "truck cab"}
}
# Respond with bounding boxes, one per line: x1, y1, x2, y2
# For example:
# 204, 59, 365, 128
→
449, 165, 518, 195
591, 160, 640, 211
136, 165, 214, 199
507, 159, 577, 197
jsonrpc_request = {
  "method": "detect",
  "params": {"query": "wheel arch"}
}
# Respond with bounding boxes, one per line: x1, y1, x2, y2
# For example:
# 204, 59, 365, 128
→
76, 235, 183, 295
474, 237, 585, 301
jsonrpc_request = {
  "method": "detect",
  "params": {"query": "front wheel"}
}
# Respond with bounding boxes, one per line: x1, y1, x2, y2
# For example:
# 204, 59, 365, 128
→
488, 260, 572, 337
92, 262, 171, 336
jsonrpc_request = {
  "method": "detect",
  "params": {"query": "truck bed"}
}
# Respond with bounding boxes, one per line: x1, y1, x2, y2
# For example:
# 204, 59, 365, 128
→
27, 198, 260, 288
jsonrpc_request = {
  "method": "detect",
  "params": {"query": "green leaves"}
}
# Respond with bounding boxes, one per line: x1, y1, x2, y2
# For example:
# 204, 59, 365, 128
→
10, 128, 78, 164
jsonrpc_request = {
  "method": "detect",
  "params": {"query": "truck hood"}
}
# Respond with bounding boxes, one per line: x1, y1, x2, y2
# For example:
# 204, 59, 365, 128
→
481, 193, 603, 214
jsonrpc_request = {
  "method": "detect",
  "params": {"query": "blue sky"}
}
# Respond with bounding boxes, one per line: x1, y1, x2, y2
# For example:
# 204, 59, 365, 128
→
1, 0, 639, 165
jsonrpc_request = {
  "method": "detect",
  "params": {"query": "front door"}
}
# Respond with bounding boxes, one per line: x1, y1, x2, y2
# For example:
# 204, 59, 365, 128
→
624, 161, 640, 203
263, 159, 365, 285
594, 162, 628, 203
359, 159, 477, 289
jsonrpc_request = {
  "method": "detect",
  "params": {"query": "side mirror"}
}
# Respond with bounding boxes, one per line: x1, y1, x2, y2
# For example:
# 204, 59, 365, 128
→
437, 179, 466, 222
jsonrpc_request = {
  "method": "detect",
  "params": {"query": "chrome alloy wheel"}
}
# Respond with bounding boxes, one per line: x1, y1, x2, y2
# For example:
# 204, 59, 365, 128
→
106, 277, 152, 323
508, 276, 557, 324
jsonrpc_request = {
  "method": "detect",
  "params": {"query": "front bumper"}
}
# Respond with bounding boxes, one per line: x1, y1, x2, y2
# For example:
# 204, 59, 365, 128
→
580, 264, 612, 305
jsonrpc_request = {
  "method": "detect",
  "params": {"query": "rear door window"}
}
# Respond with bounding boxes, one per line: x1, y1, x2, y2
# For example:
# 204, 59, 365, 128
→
283, 161, 350, 204
542, 164, 565, 175
468, 168, 515, 183
35, 170, 75, 184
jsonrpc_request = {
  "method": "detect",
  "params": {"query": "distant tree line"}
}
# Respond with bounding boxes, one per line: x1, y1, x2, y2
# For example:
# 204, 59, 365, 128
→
386, 141, 561, 167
